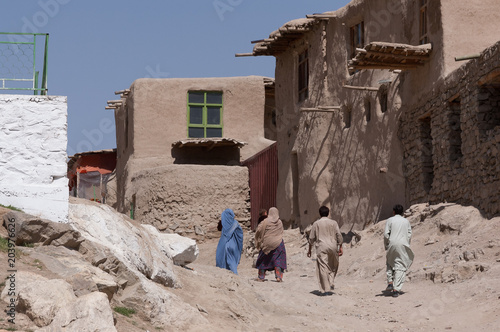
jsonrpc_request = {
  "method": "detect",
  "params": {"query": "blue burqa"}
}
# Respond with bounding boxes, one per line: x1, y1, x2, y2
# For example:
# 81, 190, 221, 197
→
216, 209, 243, 274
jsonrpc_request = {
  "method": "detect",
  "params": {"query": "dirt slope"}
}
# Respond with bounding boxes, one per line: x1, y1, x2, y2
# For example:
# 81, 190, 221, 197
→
172, 202, 500, 331
1, 202, 499, 331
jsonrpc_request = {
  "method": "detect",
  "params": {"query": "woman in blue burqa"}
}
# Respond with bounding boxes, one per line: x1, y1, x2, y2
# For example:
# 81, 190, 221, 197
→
216, 208, 244, 274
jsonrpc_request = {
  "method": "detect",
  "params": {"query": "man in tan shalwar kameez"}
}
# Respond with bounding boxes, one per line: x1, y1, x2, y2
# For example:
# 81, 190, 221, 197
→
308, 206, 343, 294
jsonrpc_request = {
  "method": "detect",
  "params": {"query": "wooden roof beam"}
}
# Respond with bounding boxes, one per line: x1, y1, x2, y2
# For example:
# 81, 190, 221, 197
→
300, 106, 341, 112
349, 64, 418, 70
306, 14, 336, 19
235, 53, 255, 57
114, 89, 130, 95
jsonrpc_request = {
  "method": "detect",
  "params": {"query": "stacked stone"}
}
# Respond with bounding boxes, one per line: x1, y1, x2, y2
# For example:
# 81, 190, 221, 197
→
400, 41, 500, 217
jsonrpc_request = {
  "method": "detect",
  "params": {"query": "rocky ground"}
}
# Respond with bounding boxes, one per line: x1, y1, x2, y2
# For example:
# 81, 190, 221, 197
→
1, 202, 499, 331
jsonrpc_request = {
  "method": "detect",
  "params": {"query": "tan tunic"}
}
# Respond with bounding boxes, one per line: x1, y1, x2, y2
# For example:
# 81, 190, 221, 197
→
309, 217, 343, 293
309, 217, 343, 253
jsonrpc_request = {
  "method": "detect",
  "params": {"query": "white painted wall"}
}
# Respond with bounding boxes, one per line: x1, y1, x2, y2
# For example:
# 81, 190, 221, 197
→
0, 95, 68, 222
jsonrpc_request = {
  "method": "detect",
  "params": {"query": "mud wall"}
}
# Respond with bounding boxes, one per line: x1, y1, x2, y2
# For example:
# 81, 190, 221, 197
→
130, 165, 250, 239
272, 0, 500, 230
114, 76, 274, 215
275, 0, 413, 230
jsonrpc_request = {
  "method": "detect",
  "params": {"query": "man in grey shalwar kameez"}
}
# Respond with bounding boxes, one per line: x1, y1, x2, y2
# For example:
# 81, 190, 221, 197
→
384, 204, 414, 297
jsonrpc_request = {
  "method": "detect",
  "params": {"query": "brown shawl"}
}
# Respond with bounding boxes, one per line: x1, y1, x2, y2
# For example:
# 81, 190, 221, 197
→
255, 207, 284, 255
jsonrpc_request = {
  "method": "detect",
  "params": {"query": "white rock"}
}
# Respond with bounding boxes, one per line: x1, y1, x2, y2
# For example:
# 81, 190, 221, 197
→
36, 292, 116, 332
121, 275, 207, 329
69, 202, 178, 287
142, 224, 199, 266
0, 271, 76, 327
29, 246, 118, 300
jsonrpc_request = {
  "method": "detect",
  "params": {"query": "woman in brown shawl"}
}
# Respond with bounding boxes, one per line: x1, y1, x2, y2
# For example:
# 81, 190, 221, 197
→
254, 207, 287, 282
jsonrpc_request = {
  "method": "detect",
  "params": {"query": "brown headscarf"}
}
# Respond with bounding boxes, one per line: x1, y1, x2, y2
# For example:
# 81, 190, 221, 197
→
255, 207, 284, 254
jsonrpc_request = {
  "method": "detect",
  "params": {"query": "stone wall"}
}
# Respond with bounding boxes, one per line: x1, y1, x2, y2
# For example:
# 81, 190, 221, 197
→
0, 95, 68, 222
400, 41, 500, 216
129, 165, 250, 239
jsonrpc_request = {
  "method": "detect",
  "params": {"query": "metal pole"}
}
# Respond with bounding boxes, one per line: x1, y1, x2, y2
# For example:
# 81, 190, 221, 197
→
34, 71, 39, 96
32, 34, 36, 92
41, 33, 49, 95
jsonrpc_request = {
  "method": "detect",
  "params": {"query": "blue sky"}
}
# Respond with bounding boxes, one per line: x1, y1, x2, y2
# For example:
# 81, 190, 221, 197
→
1, 0, 350, 155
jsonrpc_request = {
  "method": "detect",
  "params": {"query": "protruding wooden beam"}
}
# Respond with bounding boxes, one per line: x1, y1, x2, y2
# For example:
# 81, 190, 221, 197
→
235, 53, 255, 57
318, 106, 341, 110
343, 85, 379, 91
306, 14, 336, 19
300, 106, 341, 112
107, 100, 123, 105
455, 54, 480, 61
349, 63, 419, 70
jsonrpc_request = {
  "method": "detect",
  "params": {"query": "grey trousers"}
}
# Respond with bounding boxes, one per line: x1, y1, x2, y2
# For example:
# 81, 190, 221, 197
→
386, 264, 406, 292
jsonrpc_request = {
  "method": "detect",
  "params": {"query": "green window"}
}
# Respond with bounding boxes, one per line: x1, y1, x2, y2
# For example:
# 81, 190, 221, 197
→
187, 91, 223, 138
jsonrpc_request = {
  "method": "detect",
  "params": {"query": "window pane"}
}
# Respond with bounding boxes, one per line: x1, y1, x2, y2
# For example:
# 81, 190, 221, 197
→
206, 92, 222, 104
206, 128, 222, 138
189, 106, 203, 124
207, 106, 221, 125
189, 92, 204, 104
188, 127, 204, 138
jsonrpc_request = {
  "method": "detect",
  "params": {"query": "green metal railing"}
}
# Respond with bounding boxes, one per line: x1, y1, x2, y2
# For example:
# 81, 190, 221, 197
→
0, 32, 49, 95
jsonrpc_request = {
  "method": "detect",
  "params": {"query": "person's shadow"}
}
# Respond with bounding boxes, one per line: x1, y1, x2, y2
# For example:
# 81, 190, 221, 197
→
376, 289, 405, 297
310, 290, 334, 296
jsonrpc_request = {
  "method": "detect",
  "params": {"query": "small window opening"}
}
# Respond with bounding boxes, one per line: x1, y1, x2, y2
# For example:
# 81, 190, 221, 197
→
448, 98, 463, 164
477, 84, 500, 136
419, 0, 429, 44
350, 21, 364, 59
298, 50, 309, 102
365, 98, 371, 122
344, 107, 352, 128
379, 86, 388, 113
419, 115, 434, 193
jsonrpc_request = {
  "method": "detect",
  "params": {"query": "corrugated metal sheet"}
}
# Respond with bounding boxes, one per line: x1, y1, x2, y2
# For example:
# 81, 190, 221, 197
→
241, 142, 278, 230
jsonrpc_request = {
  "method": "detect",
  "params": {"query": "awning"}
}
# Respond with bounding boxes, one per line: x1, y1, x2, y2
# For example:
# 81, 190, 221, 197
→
172, 138, 247, 150
68, 149, 117, 175
77, 166, 113, 175
349, 42, 432, 71
248, 18, 317, 57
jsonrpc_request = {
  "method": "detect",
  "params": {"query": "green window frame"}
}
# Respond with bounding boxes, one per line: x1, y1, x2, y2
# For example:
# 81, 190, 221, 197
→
187, 91, 223, 138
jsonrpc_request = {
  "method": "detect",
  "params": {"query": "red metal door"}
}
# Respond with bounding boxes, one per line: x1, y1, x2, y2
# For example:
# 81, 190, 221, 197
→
241, 143, 278, 230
